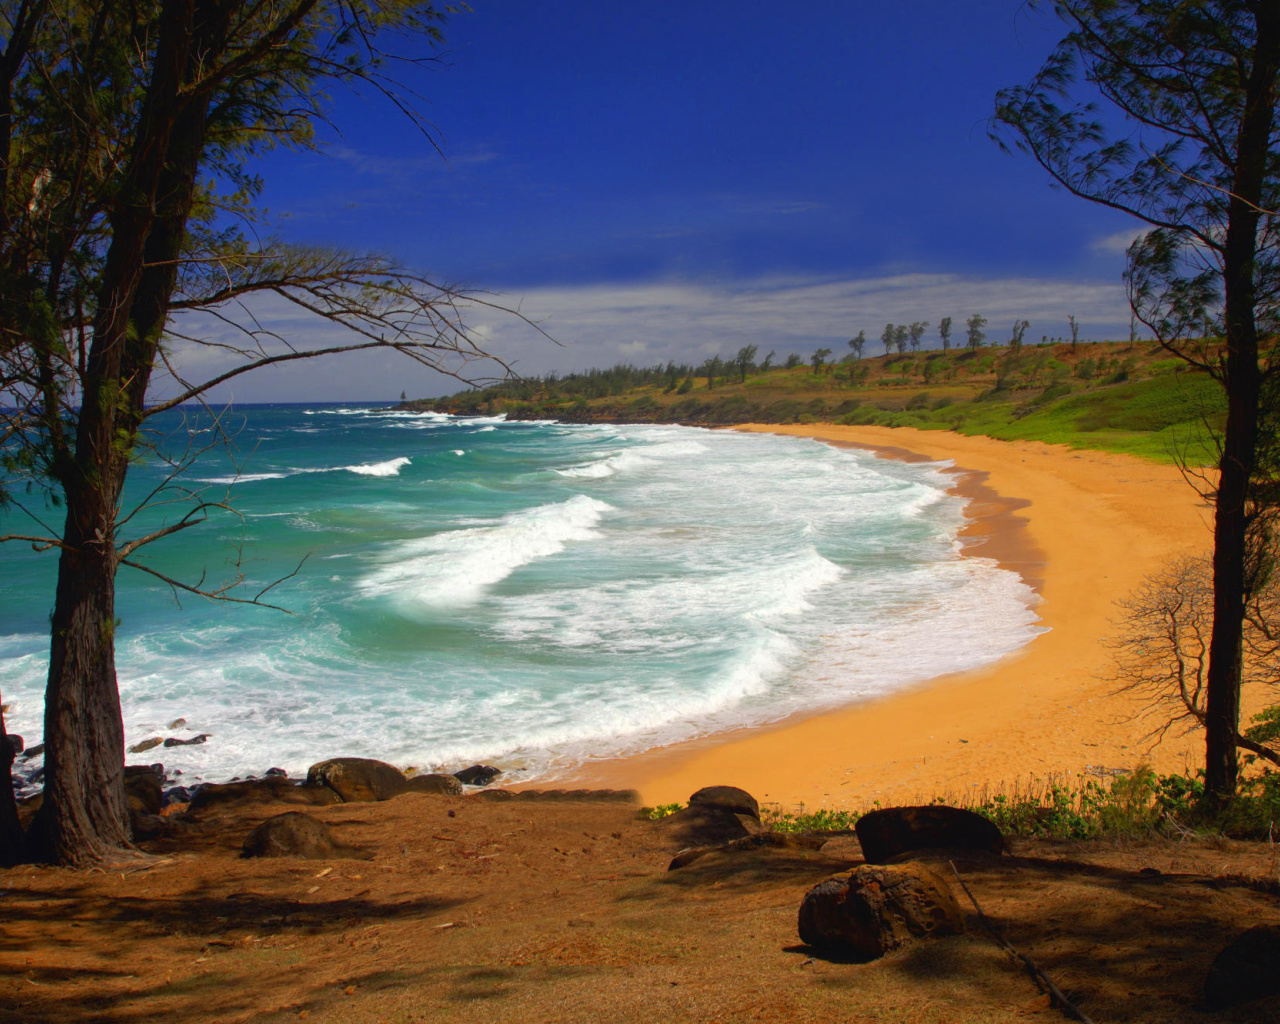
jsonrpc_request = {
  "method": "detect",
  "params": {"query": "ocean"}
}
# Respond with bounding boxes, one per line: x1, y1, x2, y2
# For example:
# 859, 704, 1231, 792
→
0, 405, 1042, 790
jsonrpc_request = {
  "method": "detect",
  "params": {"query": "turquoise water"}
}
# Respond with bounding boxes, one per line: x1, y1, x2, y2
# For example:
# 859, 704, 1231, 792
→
0, 406, 1042, 786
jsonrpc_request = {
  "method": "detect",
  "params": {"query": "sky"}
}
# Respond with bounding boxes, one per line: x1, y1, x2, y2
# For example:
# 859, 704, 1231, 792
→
182, 0, 1149, 402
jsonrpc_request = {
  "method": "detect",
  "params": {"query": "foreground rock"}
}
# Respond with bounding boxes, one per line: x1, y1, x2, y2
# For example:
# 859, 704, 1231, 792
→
1202, 924, 1280, 1010
658, 787, 762, 848
124, 765, 164, 815
241, 812, 370, 860
189, 777, 340, 812
404, 773, 465, 797
687, 785, 759, 820
855, 805, 1003, 864
798, 863, 965, 959
307, 757, 407, 802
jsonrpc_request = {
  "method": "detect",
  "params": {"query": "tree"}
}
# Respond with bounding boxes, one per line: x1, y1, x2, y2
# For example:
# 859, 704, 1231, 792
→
702, 355, 722, 389
881, 322, 896, 356
908, 321, 928, 352
893, 324, 909, 355
734, 344, 758, 383
848, 330, 866, 359
1009, 319, 1030, 351
1111, 554, 1280, 769
1068, 314, 1081, 353
994, 0, 1280, 801
965, 314, 987, 350
0, 0, 521, 865
810, 346, 833, 372
761, 349, 776, 371
939, 316, 953, 350
784, 352, 803, 369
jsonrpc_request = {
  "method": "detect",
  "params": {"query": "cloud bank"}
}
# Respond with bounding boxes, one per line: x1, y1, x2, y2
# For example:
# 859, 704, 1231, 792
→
165, 271, 1135, 403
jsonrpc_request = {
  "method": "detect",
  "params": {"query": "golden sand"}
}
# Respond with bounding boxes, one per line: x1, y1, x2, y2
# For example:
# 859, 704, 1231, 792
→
569, 424, 1214, 811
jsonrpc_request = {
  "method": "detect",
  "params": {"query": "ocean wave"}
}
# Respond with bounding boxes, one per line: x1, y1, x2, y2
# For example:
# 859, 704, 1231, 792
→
344, 456, 410, 477
358, 494, 613, 610
195, 472, 288, 484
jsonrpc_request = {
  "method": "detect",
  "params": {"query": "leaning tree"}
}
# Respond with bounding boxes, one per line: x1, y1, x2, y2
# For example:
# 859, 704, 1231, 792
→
0, 0, 522, 866
993, 0, 1280, 802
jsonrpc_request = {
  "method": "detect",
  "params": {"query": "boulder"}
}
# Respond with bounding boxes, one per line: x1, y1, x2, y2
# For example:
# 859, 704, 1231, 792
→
657, 803, 756, 848
453, 764, 502, 787
241, 812, 370, 860
22, 743, 44, 759
128, 737, 164, 754
307, 757, 407, 802
163, 733, 209, 747
265, 767, 288, 777
168, 718, 187, 729
4, 734, 23, 757
403, 773, 465, 797
798, 862, 965, 960
1202, 924, 1280, 1010
855, 806, 1003, 864
124, 769, 164, 816
188, 776, 340, 812
688, 785, 759, 820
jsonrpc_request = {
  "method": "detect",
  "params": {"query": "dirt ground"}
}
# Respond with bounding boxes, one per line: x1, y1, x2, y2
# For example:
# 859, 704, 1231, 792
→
1, 790, 1277, 1024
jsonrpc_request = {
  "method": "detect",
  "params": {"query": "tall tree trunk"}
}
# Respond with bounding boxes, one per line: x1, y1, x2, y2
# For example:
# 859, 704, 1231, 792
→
28, 507, 131, 865
28, 0, 201, 865
1203, 6, 1280, 803
0, 703, 23, 866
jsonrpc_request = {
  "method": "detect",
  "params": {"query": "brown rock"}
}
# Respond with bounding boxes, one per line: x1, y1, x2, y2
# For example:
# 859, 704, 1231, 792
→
307, 757, 407, 802
188, 776, 340, 812
128, 737, 164, 754
124, 769, 163, 815
855, 805, 1003, 864
402, 773, 464, 797
798, 862, 965, 959
241, 812, 370, 860
687, 785, 759, 820
658, 804, 756, 848
1202, 924, 1280, 1010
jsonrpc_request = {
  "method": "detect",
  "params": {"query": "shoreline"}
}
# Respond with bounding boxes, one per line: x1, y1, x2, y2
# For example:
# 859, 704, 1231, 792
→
562, 423, 1214, 810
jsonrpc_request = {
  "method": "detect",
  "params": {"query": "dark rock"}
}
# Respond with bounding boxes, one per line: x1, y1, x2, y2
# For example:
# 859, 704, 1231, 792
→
4, 734, 23, 756
22, 743, 43, 759
307, 757, 407, 802
129, 737, 164, 754
163, 785, 193, 806
125, 770, 163, 816
453, 764, 502, 786
163, 733, 209, 747
265, 767, 288, 777
188, 777, 340, 812
16, 792, 42, 828
688, 785, 760, 820
855, 806, 1003, 864
403, 773, 464, 797
1202, 924, 1280, 1010
657, 804, 756, 848
241, 812, 370, 860
125, 763, 165, 779
798, 862, 965, 960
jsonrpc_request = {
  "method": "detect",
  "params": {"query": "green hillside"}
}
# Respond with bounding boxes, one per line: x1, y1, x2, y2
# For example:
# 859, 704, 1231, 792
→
403, 341, 1229, 466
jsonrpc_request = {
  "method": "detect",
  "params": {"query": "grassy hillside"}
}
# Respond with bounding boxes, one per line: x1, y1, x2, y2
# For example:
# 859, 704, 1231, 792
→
404, 341, 1228, 465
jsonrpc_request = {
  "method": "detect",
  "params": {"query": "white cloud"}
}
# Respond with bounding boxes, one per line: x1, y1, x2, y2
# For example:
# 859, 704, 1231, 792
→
160, 271, 1135, 402
1091, 227, 1147, 255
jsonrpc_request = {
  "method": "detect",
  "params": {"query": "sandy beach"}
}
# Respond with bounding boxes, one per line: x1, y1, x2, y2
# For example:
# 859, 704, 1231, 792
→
571, 424, 1217, 811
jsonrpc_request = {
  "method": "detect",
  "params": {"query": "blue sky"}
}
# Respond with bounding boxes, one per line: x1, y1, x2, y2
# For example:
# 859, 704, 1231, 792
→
187, 1, 1147, 401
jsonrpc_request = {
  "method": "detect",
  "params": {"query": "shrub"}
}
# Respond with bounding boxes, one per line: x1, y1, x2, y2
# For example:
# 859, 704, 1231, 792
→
906, 391, 932, 411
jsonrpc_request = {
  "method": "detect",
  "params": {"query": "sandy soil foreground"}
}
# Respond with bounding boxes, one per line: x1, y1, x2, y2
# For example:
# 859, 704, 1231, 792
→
571, 424, 1216, 811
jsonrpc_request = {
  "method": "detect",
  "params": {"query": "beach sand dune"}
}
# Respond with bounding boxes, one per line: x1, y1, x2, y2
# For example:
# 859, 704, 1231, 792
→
571, 424, 1215, 811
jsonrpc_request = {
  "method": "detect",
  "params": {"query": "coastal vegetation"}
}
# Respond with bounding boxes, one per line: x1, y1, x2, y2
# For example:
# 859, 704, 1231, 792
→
403, 339, 1229, 465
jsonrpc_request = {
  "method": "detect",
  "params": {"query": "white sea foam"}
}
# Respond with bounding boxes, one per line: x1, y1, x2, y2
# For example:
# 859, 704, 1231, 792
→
0, 417, 1048, 788
196, 472, 289, 484
358, 494, 613, 610
345, 456, 410, 477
